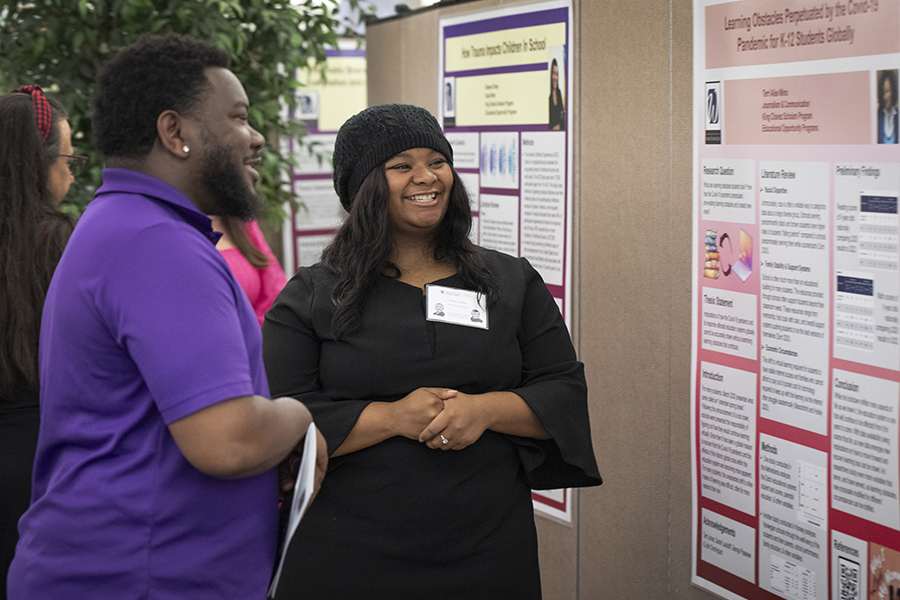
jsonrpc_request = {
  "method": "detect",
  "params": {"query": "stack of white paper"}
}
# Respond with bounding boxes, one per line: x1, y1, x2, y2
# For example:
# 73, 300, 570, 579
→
267, 422, 318, 599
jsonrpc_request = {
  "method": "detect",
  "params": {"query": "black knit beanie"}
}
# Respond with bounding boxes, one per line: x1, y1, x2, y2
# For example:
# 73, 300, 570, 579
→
333, 104, 453, 211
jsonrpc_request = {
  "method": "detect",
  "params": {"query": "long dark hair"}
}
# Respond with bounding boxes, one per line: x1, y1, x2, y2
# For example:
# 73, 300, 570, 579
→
322, 165, 498, 339
218, 216, 269, 269
550, 58, 563, 104
0, 93, 76, 396
880, 70, 898, 111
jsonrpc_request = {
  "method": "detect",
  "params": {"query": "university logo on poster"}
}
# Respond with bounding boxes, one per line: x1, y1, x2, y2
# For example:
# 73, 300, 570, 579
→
705, 81, 721, 144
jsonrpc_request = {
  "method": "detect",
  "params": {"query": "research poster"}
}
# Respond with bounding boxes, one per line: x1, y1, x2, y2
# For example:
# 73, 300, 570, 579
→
282, 42, 366, 275
439, 0, 573, 523
691, 1, 900, 599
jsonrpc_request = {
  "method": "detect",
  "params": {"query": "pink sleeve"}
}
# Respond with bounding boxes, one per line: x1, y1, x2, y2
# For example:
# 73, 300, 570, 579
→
245, 221, 288, 326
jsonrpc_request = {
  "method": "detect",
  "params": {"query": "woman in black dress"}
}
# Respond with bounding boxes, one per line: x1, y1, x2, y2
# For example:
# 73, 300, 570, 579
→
263, 104, 600, 600
0, 87, 78, 600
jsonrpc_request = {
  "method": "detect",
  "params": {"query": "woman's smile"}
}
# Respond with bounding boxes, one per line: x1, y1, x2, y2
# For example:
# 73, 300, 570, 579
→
385, 147, 454, 236
405, 191, 439, 204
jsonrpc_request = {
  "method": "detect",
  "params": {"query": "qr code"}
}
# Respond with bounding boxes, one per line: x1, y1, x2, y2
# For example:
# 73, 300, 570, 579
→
839, 557, 860, 600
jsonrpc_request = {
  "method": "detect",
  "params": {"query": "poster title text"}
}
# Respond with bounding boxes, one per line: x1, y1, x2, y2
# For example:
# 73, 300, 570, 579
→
461, 38, 547, 59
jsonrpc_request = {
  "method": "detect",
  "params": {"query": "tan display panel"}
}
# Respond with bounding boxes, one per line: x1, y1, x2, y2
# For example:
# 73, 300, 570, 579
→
367, 1, 705, 597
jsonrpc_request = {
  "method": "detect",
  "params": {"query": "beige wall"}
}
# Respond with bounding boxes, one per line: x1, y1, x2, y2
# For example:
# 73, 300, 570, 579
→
367, 1, 708, 598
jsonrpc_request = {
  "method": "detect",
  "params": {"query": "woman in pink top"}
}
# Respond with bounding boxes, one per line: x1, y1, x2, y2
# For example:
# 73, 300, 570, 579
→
211, 216, 288, 326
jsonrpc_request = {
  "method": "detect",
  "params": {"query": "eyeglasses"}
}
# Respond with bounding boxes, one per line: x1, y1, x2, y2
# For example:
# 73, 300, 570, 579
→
59, 154, 88, 177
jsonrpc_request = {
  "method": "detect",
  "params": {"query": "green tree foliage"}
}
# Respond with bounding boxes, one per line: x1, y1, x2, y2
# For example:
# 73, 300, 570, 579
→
0, 0, 360, 215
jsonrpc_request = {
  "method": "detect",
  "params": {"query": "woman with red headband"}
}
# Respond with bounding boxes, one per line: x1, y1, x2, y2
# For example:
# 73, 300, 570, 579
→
0, 85, 79, 598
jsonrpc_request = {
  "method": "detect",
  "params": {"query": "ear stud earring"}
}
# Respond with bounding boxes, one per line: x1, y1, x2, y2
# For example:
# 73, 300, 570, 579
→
182, 145, 190, 154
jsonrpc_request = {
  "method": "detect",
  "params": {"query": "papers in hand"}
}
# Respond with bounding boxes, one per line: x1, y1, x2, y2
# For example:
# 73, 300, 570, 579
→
267, 422, 318, 599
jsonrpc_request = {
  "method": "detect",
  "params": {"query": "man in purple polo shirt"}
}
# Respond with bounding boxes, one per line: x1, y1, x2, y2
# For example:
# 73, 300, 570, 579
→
7, 34, 326, 600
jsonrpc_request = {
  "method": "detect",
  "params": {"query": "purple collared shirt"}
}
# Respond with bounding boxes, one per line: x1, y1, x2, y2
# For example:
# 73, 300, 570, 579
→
9, 169, 277, 600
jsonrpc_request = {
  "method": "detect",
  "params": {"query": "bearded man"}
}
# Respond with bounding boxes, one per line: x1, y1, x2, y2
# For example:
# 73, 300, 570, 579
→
8, 33, 326, 600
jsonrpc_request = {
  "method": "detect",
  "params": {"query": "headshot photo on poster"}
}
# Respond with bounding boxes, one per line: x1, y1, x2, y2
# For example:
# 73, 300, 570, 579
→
444, 76, 456, 117
297, 90, 319, 122
548, 46, 566, 131
877, 69, 898, 144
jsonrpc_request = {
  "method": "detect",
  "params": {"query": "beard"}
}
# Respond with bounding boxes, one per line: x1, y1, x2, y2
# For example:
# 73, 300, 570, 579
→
200, 140, 263, 220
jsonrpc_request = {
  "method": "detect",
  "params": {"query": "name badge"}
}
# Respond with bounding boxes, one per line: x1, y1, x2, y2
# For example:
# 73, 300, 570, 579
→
425, 284, 488, 329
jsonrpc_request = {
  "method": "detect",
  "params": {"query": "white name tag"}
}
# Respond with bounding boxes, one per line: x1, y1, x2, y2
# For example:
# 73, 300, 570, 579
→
425, 284, 489, 329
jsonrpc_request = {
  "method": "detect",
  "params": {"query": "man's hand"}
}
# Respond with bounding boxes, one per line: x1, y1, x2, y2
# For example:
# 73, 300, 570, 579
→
278, 426, 328, 503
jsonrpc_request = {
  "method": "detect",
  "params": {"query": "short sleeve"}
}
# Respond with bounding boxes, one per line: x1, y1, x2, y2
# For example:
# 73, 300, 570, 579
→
101, 223, 256, 424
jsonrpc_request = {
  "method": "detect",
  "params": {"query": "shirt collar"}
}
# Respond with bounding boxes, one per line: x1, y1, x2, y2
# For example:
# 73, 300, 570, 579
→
95, 168, 223, 245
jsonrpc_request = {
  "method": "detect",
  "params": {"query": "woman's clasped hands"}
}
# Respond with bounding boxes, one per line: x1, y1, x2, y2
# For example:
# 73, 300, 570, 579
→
394, 388, 490, 451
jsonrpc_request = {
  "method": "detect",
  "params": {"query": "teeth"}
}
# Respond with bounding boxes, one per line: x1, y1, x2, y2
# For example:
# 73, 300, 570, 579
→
408, 193, 436, 203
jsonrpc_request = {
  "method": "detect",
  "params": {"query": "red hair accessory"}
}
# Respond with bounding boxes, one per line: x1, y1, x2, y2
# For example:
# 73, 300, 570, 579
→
12, 85, 52, 143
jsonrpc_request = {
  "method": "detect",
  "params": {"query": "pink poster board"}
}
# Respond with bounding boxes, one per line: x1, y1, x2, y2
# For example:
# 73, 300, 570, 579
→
692, 1, 900, 599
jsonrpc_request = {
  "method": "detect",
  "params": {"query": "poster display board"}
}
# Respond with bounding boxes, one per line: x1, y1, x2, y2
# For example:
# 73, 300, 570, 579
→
283, 42, 366, 275
439, 0, 574, 523
691, 1, 900, 598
